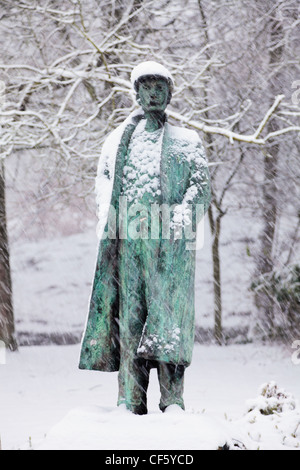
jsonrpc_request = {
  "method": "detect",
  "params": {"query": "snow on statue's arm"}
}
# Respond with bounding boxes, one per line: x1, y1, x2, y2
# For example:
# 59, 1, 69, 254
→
172, 131, 211, 235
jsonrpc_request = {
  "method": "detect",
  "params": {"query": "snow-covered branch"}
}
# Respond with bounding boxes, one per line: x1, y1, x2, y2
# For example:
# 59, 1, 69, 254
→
168, 95, 300, 145
0, 0, 299, 171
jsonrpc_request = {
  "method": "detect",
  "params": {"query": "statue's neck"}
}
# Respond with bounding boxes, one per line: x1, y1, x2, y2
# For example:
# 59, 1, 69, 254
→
144, 111, 166, 132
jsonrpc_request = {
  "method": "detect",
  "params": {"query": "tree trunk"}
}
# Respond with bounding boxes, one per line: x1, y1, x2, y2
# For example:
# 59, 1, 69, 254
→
208, 207, 223, 344
0, 160, 17, 350
255, 12, 284, 336
255, 128, 279, 335
197, 0, 224, 344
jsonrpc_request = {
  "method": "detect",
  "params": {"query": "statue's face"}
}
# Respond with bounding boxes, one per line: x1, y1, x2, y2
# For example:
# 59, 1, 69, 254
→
137, 77, 170, 113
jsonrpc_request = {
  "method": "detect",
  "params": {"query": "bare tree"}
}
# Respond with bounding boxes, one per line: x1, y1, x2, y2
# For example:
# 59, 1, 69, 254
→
251, 0, 300, 338
174, 0, 300, 343
0, 0, 299, 345
0, 160, 17, 350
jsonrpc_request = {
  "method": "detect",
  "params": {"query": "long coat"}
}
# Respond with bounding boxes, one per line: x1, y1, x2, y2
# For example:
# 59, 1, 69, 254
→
79, 111, 211, 372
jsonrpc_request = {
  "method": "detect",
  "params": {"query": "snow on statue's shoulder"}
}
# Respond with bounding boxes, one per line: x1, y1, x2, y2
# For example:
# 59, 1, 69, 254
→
166, 123, 200, 144
102, 109, 143, 154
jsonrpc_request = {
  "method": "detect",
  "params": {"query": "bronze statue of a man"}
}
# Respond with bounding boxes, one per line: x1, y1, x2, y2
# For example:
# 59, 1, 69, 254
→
79, 61, 211, 415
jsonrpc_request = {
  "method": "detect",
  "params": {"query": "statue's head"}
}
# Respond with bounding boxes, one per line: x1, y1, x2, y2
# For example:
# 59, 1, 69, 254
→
131, 61, 174, 112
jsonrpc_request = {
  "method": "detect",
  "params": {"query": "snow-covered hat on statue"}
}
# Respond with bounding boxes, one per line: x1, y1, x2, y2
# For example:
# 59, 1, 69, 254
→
131, 61, 174, 93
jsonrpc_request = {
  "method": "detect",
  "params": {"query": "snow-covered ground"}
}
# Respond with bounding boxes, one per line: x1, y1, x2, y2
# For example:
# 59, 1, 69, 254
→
1, 342, 299, 450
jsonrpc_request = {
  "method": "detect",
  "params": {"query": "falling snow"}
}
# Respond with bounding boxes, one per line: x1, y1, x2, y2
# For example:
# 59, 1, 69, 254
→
1, 0, 299, 453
